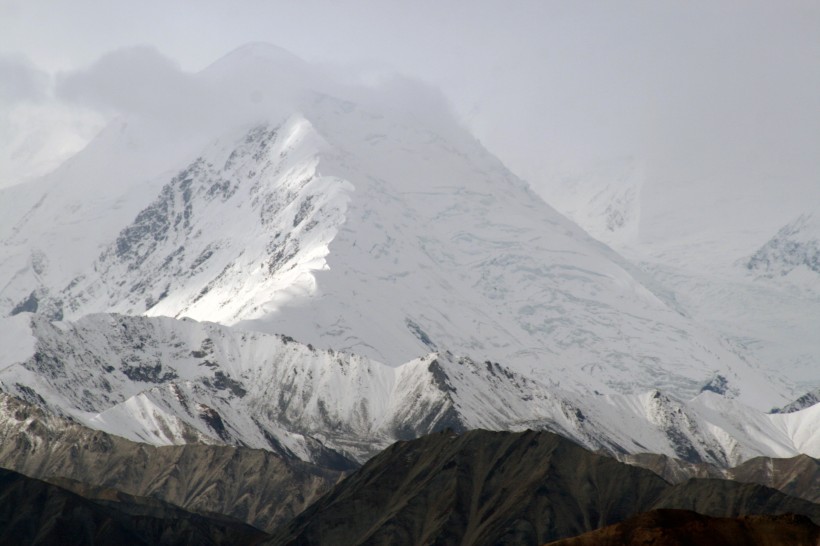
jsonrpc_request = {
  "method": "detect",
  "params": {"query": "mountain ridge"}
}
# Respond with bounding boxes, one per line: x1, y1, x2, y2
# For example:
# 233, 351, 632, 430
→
1, 313, 816, 468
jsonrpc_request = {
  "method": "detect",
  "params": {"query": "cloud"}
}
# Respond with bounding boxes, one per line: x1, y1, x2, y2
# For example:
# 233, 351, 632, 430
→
52, 43, 461, 141
0, 55, 49, 105
4, 1, 817, 230
0, 40, 465, 192
55, 46, 200, 121
0, 55, 103, 188
52, 44, 322, 133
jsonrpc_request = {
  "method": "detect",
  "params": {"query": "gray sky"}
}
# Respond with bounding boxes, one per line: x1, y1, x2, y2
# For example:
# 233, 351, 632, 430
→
2, 0, 819, 235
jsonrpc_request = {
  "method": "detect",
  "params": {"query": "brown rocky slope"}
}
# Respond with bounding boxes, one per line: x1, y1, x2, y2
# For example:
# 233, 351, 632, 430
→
624, 451, 820, 503
544, 509, 820, 546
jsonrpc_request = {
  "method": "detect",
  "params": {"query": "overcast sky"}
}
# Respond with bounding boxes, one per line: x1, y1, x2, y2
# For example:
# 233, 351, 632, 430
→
2, 0, 818, 236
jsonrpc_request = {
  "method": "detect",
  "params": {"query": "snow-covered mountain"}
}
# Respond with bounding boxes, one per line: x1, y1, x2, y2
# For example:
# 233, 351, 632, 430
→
1, 313, 816, 467
0, 117, 214, 319
0, 44, 322, 318
0, 47, 790, 409
0, 44, 815, 472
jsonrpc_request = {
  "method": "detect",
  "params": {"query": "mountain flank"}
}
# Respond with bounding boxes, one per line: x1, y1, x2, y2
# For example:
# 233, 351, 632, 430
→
269, 429, 820, 545
0, 466, 270, 545
624, 451, 820, 503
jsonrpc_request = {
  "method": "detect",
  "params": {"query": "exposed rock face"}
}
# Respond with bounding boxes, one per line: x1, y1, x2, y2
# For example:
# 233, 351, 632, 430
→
268, 429, 820, 546
747, 213, 820, 279
725, 455, 820, 504
0, 467, 270, 545
772, 387, 820, 414
543, 509, 820, 546
0, 394, 345, 532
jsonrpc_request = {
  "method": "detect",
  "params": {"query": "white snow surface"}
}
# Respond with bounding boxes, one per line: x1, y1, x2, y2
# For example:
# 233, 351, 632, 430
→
0, 313, 815, 466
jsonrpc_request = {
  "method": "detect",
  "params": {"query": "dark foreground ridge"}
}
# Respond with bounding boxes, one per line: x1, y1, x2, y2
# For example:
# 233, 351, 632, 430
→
268, 429, 820, 546
544, 509, 820, 546
0, 467, 269, 545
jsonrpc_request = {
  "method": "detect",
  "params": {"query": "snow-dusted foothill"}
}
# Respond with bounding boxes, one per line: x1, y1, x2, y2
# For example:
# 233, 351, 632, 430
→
0, 313, 815, 466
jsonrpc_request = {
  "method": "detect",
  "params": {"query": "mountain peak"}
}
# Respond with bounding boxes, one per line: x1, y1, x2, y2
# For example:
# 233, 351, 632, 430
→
747, 210, 820, 285
205, 42, 310, 73
2, 97, 789, 408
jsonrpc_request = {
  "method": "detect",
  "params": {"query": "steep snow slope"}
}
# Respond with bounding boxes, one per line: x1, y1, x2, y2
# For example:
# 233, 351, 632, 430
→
0, 44, 323, 320
61, 118, 352, 325
0, 313, 815, 466
0, 118, 214, 318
